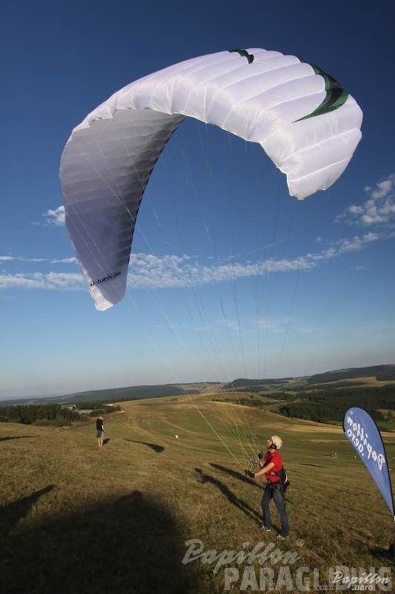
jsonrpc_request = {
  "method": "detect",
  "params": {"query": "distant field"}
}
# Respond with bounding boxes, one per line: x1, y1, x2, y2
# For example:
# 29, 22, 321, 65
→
1, 393, 394, 593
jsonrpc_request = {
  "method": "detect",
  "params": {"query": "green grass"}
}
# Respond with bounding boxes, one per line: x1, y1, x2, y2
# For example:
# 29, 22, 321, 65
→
1, 395, 395, 593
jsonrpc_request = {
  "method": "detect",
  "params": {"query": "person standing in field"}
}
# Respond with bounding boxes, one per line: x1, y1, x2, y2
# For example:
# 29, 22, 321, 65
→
96, 415, 104, 447
247, 435, 289, 539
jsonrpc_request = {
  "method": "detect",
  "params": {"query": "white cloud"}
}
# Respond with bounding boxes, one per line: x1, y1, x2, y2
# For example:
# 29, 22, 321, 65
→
50, 257, 77, 264
126, 253, 314, 290
336, 173, 395, 227
2, 174, 391, 296
0, 228, 385, 295
33, 206, 65, 226
125, 232, 379, 289
0, 255, 77, 264
0, 272, 84, 291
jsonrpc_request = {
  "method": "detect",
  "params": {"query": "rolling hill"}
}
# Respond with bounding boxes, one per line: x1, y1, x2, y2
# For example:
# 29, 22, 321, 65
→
2, 364, 394, 406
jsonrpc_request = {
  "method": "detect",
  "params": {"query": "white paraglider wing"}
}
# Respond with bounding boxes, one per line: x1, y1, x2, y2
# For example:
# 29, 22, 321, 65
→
60, 48, 363, 311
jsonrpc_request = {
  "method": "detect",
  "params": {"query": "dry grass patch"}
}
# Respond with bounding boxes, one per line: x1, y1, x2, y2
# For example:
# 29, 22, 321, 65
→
1, 399, 395, 593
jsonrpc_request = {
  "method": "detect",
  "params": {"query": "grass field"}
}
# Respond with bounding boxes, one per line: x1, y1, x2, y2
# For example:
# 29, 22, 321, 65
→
1, 394, 395, 593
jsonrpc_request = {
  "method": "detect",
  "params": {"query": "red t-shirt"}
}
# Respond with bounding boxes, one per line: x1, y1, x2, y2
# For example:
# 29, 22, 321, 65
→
263, 449, 283, 483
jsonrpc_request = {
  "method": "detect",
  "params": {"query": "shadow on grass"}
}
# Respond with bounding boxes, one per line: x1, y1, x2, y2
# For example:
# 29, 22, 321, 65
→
0, 489, 194, 593
209, 463, 259, 486
371, 543, 395, 565
194, 468, 260, 523
0, 436, 35, 443
209, 463, 293, 506
0, 485, 55, 537
126, 439, 165, 453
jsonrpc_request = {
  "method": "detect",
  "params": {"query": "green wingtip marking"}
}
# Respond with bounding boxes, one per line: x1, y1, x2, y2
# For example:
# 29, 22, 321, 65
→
229, 49, 254, 64
295, 61, 349, 122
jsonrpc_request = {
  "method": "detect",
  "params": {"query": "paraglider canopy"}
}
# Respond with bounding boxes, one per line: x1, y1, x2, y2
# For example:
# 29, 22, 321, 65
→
60, 48, 363, 311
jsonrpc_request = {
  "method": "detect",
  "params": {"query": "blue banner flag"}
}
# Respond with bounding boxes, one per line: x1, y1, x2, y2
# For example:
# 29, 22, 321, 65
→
343, 407, 395, 519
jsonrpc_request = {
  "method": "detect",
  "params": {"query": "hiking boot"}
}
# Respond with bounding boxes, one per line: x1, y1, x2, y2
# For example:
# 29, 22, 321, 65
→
260, 525, 271, 531
277, 534, 288, 540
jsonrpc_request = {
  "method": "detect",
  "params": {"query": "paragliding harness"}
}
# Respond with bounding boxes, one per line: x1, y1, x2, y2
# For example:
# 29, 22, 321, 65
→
269, 467, 290, 495
253, 450, 290, 496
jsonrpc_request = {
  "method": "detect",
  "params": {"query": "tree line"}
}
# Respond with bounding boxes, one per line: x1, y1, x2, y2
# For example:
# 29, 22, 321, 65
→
275, 385, 395, 425
0, 402, 120, 427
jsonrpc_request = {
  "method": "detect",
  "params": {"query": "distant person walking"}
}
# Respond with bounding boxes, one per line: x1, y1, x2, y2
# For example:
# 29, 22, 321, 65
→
96, 415, 104, 446
247, 435, 289, 539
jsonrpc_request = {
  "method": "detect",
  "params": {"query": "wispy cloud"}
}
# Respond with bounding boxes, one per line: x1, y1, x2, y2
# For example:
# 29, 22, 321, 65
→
0, 229, 386, 294
0, 272, 84, 291
1, 174, 390, 295
126, 231, 380, 289
0, 255, 76, 264
336, 173, 395, 227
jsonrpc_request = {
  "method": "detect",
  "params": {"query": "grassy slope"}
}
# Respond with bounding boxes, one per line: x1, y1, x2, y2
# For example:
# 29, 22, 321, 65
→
1, 394, 395, 593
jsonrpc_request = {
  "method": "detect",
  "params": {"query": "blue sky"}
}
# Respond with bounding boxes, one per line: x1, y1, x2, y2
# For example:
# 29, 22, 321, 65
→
1, 0, 394, 399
